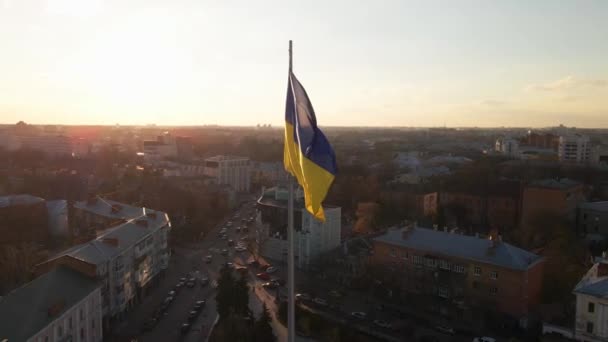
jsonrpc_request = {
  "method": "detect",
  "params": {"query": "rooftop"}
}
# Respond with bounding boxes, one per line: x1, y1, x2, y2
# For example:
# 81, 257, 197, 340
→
73, 197, 146, 220
257, 186, 339, 210
579, 201, 608, 212
0, 266, 99, 341
0, 194, 45, 208
529, 178, 581, 190
574, 262, 608, 298
374, 226, 543, 271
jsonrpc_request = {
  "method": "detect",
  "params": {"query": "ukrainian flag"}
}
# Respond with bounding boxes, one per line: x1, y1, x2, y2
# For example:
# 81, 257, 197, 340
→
284, 71, 337, 222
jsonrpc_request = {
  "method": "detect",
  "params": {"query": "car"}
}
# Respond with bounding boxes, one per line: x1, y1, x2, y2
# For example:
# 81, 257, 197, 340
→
204, 255, 213, 263
240, 236, 249, 241
351, 311, 367, 320
256, 272, 270, 280
187, 310, 199, 322
313, 297, 328, 306
220, 234, 227, 240
225, 262, 234, 268
227, 221, 233, 226
228, 239, 234, 246
186, 280, 195, 288
265, 266, 277, 274
168, 290, 176, 297
373, 320, 392, 329
247, 259, 259, 266
235, 246, 246, 252
329, 290, 342, 298
220, 249, 229, 255
142, 317, 158, 331
236, 227, 241, 232
200, 277, 209, 286
262, 282, 278, 289
180, 323, 191, 334
296, 293, 311, 301
174, 283, 183, 291
180, 277, 187, 282
193, 300, 206, 311
235, 266, 248, 274
434, 325, 455, 335
473, 338, 496, 342
271, 278, 286, 286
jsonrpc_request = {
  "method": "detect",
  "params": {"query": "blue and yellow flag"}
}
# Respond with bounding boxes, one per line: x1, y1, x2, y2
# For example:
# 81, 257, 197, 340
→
284, 71, 337, 222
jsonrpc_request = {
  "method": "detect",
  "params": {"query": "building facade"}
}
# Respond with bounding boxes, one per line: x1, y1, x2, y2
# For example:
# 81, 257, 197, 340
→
521, 178, 586, 227
204, 155, 251, 192
256, 187, 341, 268
558, 134, 591, 164
37, 198, 171, 329
573, 259, 608, 341
576, 202, 608, 239
371, 226, 544, 322
495, 137, 520, 158
0, 266, 102, 342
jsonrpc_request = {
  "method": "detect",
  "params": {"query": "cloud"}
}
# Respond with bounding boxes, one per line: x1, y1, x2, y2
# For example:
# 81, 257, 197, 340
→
525, 76, 607, 92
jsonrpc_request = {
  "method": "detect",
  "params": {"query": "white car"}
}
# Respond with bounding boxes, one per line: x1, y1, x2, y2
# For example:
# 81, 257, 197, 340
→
313, 297, 328, 306
265, 266, 277, 273
235, 246, 246, 252
351, 311, 367, 320
296, 293, 311, 301
473, 338, 496, 342
373, 320, 392, 329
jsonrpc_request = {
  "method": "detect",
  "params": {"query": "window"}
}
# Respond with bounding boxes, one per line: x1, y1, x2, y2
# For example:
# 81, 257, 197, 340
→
439, 260, 450, 270
474, 266, 482, 276
401, 251, 408, 260
425, 258, 436, 268
80, 308, 84, 320
58, 325, 63, 337
452, 264, 465, 273
588, 302, 595, 313
490, 287, 498, 295
490, 271, 498, 280
438, 287, 449, 298
390, 248, 396, 257
587, 322, 594, 334
413, 255, 423, 266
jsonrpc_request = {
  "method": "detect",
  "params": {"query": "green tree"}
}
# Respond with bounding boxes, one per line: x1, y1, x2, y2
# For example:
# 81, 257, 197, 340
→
216, 266, 251, 319
252, 303, 276, 342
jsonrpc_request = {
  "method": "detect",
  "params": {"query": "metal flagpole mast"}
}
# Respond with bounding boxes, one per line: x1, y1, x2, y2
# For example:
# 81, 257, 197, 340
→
287, 39, 296, 342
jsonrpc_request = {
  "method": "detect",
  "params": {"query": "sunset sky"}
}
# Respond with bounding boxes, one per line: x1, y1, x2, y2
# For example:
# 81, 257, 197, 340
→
1, 0, 607, 127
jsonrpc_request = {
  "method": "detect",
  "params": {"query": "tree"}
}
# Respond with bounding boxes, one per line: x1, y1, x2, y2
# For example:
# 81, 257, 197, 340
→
252, 303, 275, 342
216, 265, 251, 319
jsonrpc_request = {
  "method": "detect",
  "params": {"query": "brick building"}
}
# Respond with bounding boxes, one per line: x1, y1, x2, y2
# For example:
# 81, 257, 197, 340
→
0, 194, 49, 246
371, 226, 543, 323
521, 178, 586, 227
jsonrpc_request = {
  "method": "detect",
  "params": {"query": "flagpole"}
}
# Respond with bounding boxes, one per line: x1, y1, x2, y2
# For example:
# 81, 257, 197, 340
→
287, 39, 296, 342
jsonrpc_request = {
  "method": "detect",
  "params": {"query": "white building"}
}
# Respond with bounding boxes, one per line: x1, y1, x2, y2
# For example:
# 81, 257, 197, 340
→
495, 137, 520, 158
559, 134, 591, 164
256, 187, 341, 268
0, 266, 103, 342
573, 257, 608, 341
204, 155, 251, 192
38, 198, 171, 327
47, 199, 69, 237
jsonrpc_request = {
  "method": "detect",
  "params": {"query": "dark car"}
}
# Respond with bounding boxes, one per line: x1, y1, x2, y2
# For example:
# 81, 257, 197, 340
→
187, 310, 199, 322
256, 272, 270, 280
220, 249, 229, 256
271, 278, 286, 286
180, 323, 191, 334
180, 277, 187, 282
174, 283, 183, 291
200, 277, 209, 286
228, 239, 234, 246
262, 282, 278, 289
194, 300, 206, 311
186, 280, 195, 288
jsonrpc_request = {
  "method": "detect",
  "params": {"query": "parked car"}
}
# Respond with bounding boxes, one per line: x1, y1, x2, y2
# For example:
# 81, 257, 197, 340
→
221, 249, 229, 255
204, 255, 213, 263
194, 300, 206, 311
313, 297, 328, 306
186, 279, 195, 288
434, 325, 455, 335
262, 282, 278, 289
235, 246, 246, 252
200, 277, 209, 286
168, 290, 176, 297
180, 323, 191, 334
373, 319, 392, 329
256, 272, 270, 280
228, 239, 234, 246
473, 338, 496, 342
271, 278, 286, 286
187, 310, 199, 322
351, 311, 367, 320
180, 277, 187, 282
265, 266, 277, 273
296, 293, 311, 301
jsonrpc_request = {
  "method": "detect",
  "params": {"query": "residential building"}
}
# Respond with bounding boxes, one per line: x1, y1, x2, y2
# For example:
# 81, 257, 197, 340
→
592, 145, 608, 167
36, 197, 171, 329
573, 257, 608, 341
372, 226, 543, 321
0, 266, 102, 342
256, 186, 341, 268
522, 131, 559, 151
0, 130, 89, 157
495, 137, 520, 158
251, 161, 289, 184
390, 166, 450, 185
0, 194, 49, 245
47, 199, 69, 237
521, 178, 585, 227
576, 202, 608, 239
558, 134, 591, 164
204, 155, 251, 192
142, 132, 191, 162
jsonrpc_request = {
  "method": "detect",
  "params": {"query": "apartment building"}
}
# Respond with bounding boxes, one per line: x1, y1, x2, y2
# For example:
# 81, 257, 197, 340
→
576, 202, 608, 239
256, 186, 341, 268
371, 226, 543, 321
36, 198, 171, 329
558, 134, 591, 164
573, 258, 608, 341
204, 155, 251, 192
0, 194, 50, 245
0, 266, 102, 342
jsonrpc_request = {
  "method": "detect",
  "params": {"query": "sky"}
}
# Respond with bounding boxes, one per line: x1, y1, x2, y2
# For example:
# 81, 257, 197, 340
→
0, 0, 607, 127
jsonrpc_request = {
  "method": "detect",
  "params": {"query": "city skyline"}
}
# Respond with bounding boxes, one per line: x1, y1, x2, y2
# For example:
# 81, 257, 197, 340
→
1, 0, 607, 127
